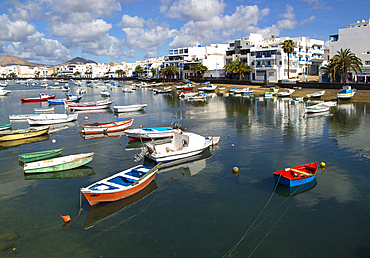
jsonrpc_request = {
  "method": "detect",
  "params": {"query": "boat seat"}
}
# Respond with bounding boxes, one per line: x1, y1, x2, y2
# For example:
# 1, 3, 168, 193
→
123, 174, 140, 180
90, 183, 119, 191
108, 176, 134, 186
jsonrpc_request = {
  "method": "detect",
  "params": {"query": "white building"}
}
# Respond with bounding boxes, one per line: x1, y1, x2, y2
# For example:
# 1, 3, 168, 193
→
328, 19, 370, 82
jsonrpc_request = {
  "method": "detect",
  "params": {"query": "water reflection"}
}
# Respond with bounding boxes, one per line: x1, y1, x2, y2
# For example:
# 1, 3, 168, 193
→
24, 166, 95, 180
0, 134, 50, 150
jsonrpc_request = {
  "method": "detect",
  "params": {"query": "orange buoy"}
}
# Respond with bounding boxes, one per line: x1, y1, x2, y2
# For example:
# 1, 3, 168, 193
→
61, 215, 71, 223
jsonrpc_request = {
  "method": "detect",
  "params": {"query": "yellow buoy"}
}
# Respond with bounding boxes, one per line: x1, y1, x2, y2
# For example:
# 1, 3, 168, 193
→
52, 139, 56, 143
140, 125, 143, 128
320, 162, 326, 168
85, 116, 88, 121
231, 144, 234, 147
232, 167, 239, 175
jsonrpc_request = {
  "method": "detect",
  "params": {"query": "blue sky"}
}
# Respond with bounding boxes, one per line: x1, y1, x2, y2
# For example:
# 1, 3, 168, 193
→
0, 0, 369, 65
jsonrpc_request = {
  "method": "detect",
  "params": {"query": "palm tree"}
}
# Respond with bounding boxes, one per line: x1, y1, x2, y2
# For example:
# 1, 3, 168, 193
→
190, 63, 208, 79
115, 69, 126, 78
223, 60, 251, 80
134, 65, 145, 78
73, 71, 81, 77
150, 67, 157, 78
163, 65, 179, 80
331, 48, 362, 83
281, 39, 295, 79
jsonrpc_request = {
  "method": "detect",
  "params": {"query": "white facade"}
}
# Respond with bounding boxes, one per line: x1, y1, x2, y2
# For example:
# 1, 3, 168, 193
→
329, 19, 370, 82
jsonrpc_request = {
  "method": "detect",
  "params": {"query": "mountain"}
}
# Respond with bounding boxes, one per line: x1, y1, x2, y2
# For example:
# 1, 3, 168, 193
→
0, 55, 97, 67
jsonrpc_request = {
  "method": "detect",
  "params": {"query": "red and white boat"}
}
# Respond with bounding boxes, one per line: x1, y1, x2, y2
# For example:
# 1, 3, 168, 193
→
20, 92, 56, 102
81, 164, 160, 205
67, 99, 113, 111
80, 119, 134, 134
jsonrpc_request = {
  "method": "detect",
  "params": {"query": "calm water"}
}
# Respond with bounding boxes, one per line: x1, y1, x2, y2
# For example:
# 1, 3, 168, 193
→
1, 81, 370, 257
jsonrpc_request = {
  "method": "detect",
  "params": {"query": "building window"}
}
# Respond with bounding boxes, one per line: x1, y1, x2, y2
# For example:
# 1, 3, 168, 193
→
365, 61, 370, 65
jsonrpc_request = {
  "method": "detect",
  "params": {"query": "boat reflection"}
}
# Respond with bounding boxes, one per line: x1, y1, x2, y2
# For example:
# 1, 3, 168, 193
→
125, 138, 172, 151
0, 134, 50, 150
48, 121, 79, 133
84, 180, 158, 230
71, 109, 113, 115
144, 148, 212, 177
81, 130, 127, 140
304, 111, 331, 118
24, 166, 95, 180
114, 110, 146, 118
274, 179, 317, 197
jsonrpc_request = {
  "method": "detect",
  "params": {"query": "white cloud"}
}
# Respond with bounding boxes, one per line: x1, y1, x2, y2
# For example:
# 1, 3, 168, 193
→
275, 5, 297, 30
0, 14, 36, 42
118, 15, 145, 28
299, 15, 316, 26
165, 0, 226, 21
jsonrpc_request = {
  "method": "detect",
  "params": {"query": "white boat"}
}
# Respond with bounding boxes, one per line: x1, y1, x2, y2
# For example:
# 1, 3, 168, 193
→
132, 82, 149, 87
141, 131, 219, 163
337, 86, 357, 99
0, 89, 11, 96
100, 89, 110, 97
179, 92, 197, 98
124, 127, 181, 140
187, 94, 206, 101
304, 100, 337, 114
307, 90, 325, 98
113, 104, 147, 112
27, 114, 78, 125
276, 88, 295, 97
34, 107, 55, 113
234, 88, 254, 95
9, 114, 41, 120
264, 87, 279, 97
67, 100, 113, 111
122, 87, 134, 93
198, 83, 217, 91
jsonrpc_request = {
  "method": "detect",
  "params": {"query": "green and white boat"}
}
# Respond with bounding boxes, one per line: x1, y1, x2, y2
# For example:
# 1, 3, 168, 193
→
23, 153, 94, 174
18, 148, 63, 163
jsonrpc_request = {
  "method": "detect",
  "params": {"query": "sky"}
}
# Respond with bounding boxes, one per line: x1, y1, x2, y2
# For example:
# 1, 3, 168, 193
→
0, 0, 369, 65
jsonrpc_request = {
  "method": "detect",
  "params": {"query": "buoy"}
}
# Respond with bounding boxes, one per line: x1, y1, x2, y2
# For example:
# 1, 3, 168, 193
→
231, 144, 234, 147
61, 215, 71, 223
85, 116, 88, 121
52, 139, 56, 143
320, 162, 326, 168
232, 167, 239, 175
228, 135, 230, 137
140, 125, 143, 128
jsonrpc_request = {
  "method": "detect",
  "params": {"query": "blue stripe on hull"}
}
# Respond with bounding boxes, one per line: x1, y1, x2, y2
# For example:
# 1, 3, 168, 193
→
274, 174, 316, 187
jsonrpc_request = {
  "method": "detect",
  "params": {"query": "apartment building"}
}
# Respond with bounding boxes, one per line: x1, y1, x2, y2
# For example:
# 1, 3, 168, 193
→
328, 19, 370, 82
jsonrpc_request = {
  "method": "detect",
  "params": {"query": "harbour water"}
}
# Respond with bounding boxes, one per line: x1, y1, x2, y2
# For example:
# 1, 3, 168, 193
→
1, 81, 370, 257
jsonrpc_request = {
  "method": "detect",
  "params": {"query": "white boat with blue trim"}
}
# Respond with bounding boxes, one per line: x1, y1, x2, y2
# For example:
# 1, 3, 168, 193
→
337, 86, 357, 99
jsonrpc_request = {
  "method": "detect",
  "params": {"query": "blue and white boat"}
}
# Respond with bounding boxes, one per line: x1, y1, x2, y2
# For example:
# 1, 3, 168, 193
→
337, 85, 357, 99
9, 114, 41, 120
124, 127, 181, 140
47, 94, 82, 104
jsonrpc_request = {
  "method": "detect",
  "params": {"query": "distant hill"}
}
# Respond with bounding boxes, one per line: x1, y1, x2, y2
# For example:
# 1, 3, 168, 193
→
0, 55, 97, 67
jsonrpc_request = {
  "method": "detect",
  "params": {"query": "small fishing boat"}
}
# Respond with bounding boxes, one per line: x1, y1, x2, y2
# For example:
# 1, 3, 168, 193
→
18, 148, 63, 163
67, 99, 113, 111
187, 93, 206, 101
179, 92, 197, 98
0, 89, 12, 96
23, 152, 94, 174
80, 119, 134, 134
112, 104, 147, 112
138, 131, 218, 163
0, 123, 11, 131
20, 92, 56, 102
273, 161, 318, 187
9, 114, 41, 120
337, 85, 357, 99
234, 88, 254, 95
227, 88, 237, 92
122, 87, 135, 93
155, 87, 171, 94
0, 126, 49, 142
304, 100, 337, 114
198, 83, 217, 91
80, 163, 161, 206
124, 127, 181, 140
47, 95, 82, 104
27, 114, 78, 125
25, 166, 95, 180
264, 87, 279, 97
100, 89, 110, 97
175, 85, 194, 90
307, 90, 325, 98
276, 88, 295, 97
34, 107, 55, 113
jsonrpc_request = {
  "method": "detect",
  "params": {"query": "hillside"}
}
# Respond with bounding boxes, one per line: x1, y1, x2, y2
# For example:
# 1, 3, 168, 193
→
0, 55, 97, 67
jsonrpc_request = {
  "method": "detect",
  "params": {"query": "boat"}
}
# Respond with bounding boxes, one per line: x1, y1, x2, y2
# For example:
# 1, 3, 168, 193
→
100, 89, 110, 97
175, 85, 194, 90
112, 104, 147, 112
276, 88, 295, 97
0, 126, 49, 141
187, 93, 207, 101
198, 83, 217, 91
20, 92, 56, 102
155, 88, 171, 94
47, 95, 82, 104
264, 87, 279, 97
274, 179, 317, 197
304, 100, 337, 114
0, 123, 11, 131
67, 99, 113, 111
23, 152, 94, 174
125, 138, 172, 151
0, 89, 12, 96
307, 90, 325, 98
9, 114, 41, 120
34, 107, 55, 113
80, 163, 161, 206
234, 88, 254, 95
337, 85, 357, 99
27, 114, 78, 125
139, 131, 218, 163
124, 127, 181, 140
122, 87, 135, 93
84, 180, 157, 229
272, 161, 318, 187
80, 119, 133, 134
179, 92, 197, 98
76, 88, 86, 94
18, 148, 63, 163
25, 166, 95, 180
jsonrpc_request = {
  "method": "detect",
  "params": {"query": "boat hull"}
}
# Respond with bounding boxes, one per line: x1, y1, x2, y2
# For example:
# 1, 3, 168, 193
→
18, 148, 63, 163
68, 102, 112, 110
273, 162, 318, 187
20, 95, 56, 102
112, 104, 147, 112
273, 174, 316, 187
0, 126, 49, 141
148, 146, 209, 163
81, 119, 133, 134
27, 114, 78, 125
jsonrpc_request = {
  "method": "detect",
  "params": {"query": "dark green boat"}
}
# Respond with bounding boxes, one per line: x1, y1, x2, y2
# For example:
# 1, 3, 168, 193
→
18, 147, 63, 163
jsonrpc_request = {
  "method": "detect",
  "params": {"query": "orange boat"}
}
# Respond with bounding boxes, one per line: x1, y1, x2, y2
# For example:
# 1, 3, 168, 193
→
80, 119, 134, 134
81, 163, 161, 205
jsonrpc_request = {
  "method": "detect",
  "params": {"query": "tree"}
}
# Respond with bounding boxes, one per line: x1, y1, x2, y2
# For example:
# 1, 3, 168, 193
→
222, 60, 251, 80
281, 39, 295, 79
34, 71, 40, 78
331, 48, 362, 83
163, 65, 179, 80
73, 71, 81, 77
115, 69, 126, 78
134, 65, 145, 78
150, 67, 157, 78
190, 63, 209, 79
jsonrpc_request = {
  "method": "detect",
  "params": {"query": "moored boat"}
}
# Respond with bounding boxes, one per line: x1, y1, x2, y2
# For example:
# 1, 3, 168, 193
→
276, 88, 295, 97
0, 126, 49, 141
27, 114, 78, 125
100, 89, 110, 97
20, 92, 56, 102
273, 161, 318, 187
47, 95, 82, 104
124, 126, 181, 140
337, 85, 357, 99
198, 82, 217, 91
264, 87, 279, 97
23, 152, 94, 173
304, 100, 337, 114
67, 99, 113, 111
112, 104, 147, 112
9, 114, 41, 120
307, 90, 325, 98
80, 119, 134, 134
80, 163, 161, 206
0, 123, 11, 131
18, 148, 63, 163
